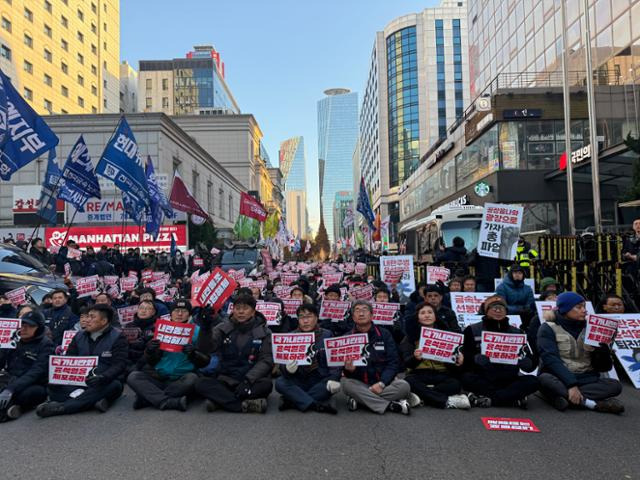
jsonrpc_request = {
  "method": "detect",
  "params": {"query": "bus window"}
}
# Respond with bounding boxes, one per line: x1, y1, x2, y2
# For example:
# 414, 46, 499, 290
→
441, 220, 482, 251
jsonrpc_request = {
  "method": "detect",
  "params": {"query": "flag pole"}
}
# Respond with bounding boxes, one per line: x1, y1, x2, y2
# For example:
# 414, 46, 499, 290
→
59, 208, 78, 248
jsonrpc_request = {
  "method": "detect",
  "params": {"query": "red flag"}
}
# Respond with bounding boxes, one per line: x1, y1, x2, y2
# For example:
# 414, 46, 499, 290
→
169, 171, 209, 220
239, 192, 267, 222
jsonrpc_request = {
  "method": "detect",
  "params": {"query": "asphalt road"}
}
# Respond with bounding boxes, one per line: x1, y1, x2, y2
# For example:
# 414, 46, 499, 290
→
2, 385, 639, 480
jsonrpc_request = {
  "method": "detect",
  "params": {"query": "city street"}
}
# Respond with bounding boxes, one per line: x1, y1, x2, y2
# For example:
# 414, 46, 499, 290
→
2, 385, 639, 480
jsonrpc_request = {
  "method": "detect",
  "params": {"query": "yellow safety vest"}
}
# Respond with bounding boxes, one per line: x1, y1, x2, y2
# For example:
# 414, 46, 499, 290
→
515, 245, 538, 267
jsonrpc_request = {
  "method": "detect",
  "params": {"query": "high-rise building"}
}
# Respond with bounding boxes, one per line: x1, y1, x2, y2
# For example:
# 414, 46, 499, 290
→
285, 190, 308, 239
332, 191, 354, 244
119, 60, 138, 113
279, 136, 308, 239
359, 0, 469, 244
138, 45, 240, 115
318, 88, 358, 244
0, 0, 120, 115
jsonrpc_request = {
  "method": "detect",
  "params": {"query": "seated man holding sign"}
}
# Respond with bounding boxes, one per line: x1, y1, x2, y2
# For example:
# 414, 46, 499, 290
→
37, 305, 128, 418
537, 292, 623, 414
340, 300, 411, 415
461, 296, 539, 408
195, 295, 274, 414
275, 303, 341, 414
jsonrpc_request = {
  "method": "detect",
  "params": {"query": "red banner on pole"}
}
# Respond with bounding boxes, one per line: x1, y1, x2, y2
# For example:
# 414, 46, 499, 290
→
239, 192, 267, 222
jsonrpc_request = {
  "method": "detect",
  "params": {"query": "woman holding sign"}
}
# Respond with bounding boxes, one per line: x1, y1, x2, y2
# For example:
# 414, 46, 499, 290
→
400, 303, 470, 409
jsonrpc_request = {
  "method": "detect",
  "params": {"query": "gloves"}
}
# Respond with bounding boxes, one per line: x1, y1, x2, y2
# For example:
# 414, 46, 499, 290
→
234, 379, 253, 399
286, 361, 298, 374
517, 357, 533, 371
474, 354, 491, 367
198, 306, 214, 328
0, 389, 12, 409
85, 374, 106, 388
182, 344, 196, 356
145, 339, 161, 354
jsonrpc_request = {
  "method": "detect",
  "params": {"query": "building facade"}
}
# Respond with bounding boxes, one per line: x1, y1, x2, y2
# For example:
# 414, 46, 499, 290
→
0, 0, 120, 115
318, 88, 358, 244
332, 191, 354, 243
119, 60, 137, 113
279, 136, 306, 190
138, 45, 240, 116
359, 0, 470, 246
285, 190, 308, 239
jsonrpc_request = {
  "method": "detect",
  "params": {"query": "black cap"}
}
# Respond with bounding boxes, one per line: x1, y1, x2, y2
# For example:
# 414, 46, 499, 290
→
325, 284, 342, 295
424, 284, 444, 295
172, 299, 192, 313
21, 311, 45, 328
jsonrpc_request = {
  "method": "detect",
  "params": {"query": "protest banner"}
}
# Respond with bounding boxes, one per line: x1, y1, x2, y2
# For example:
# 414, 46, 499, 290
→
64, 262, 71, 277
281, 273, 298, 286
481, 417, 540, 432
48, 355, 98, 386
351, 284, 374, 300
273, 285, 292, 299
61, 330, 78, 354
382, 268, 404, 284
272, 333, 314, 365
107, 285, 120, 299
481, 331, 527, 365
611, 314, 640, 388
192, 257, 204, 268
372, 302, 401, 325
450, 292, 494, 324
460, 314, 522, 330
256, 301, 282, 326
261, 249, 273, 274
120, 276, 137, 293
355, 263, 367, 275
584, 314, 618, 347
148, 279, 166, 298
534, 301, 595, 322
5, 287, 27, 306
247, 280, 267, 291
379, 255, 415, 298
324, 333, 368, 366
103, 275, 119, 286
495, 277, 535, 292
122, 326, 142, 343
282, 298, 303, 318
75, 275, 99, 298
427, 266, 451, 285
197, 268, 237, 311
189, 271, 209, 308
153, 319, 196, 353
322, 272, 343, 286
141, 269, 153, 284
478, 203, 524, 259
418, 327, 464, 364
342, 263, 355, 274
128, 270, 138, 278
117, 305, 138, 326
0, 318, 21, 348
319, 300, 351, 322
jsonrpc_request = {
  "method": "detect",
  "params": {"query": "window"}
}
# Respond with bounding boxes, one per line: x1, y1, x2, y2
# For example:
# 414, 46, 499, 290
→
0, 44, 11, 60
24, 8, 32, 22
91, 106, 97, 114
44, 0, 52, 12
77, 74, 84, 86
146, 79, 152, 90
219, 189, 224, 218
91, 23, 96, 34
162, 78, 169, 90
23, 60, 32, 73
145, 97, 152, 108
162, 97, 169, 108
44, 99, 52, 112
61, 61, 68, 74
24, 34, 33, 48
103, 41, 107, 51
192, 171, 199, 196
91, 3, 97, 14
1, 16, 11, 32
23, 87, 32, 100
103, 79, 107, 89
61, 85, 68, 97
44, 23, 52, 37
103, 22, 107, 31
103, 98, 107, 108
77, 96, 84, 107
61, 38, 68, 51
91, 64, 97, 75
77, 9, 83, 21
91, 85, 97, 95
44, 49, 52, 62
61, 15, 68, 28
207, 181, 213, 212
44, 73, 52, 86
77, 31, 84, 42
91, 44, 97, 55
229, 194, 233, 221
77, 53, 84, 64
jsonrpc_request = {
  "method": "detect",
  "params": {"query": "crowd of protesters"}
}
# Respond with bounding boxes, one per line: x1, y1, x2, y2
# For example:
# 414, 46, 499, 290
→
0, 236, 628, 422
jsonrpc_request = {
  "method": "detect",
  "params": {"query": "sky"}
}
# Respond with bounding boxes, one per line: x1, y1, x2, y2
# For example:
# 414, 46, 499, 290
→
121, 0, 439, 233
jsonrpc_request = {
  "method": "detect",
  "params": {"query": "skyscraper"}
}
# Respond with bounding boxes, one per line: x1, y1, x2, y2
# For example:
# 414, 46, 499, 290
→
318, 88, 358, 244
279, 136, 308, 238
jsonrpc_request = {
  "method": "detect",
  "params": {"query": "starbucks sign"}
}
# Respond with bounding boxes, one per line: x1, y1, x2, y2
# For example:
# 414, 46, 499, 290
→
474, 181, 491, 197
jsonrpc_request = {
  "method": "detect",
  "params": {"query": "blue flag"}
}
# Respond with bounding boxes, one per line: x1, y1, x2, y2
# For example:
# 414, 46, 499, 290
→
146, 156, 173, 218
61, 135, 101, 211
95, 117, 150, 217
356, 176, 376, 230
144, 156, 172, 239
36, 149, 60, 225
122, 191, 146, 225
0, 69, 58, 180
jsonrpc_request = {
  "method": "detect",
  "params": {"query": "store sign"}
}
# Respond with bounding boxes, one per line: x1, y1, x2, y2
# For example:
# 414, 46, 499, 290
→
443, 195, 469, 208
13, 186, 64, 224
476, 113, 494, 132
559, 144, 591, 170
503, 108, 542, 119
474, 181, 491, 197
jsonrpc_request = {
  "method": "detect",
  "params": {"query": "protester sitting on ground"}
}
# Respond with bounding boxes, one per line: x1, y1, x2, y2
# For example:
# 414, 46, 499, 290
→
462, 276, 477, 293
0, 311, 54, 422
127, 299, 207, 412
400, 302, 470, 410
37, 304, 129, 418
195, 294, 273, 414
537, 292, 624, 414
526, 290, 559, 361
290, 285, 314, 304
424, 284, 461, 333
448, 278, 463, 293
323, 284, 343, 301
341, 300, 411, 415
275, 304, 340, 414
596, 294, 627, 314
43, 289, 79, 346
137, 287, 170, 317
461, 295, 539, 408
495, 264, 536, 329
127, 300, 159, 367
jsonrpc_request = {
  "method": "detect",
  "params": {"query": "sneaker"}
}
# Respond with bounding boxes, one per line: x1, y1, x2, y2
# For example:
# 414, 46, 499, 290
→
388, 399, 411, 415
204, 399, 219, 413
346, 396, 358, 412
326, 380, 341, 394
242, 398, 268, 413
594, 398, 625, 414
36, 402, 65, 418
6, 405, 21, 420
516, 396, 528, 410
314, 401, 338, 415
94, 399, 109, 413
467, 393, 492, 408
159, 396, 187, 412
278, 396, 293, 412
552, 396, 569, 412
133, 396, 151, 410
446, 394, 471, 410
407, 392, 422, 408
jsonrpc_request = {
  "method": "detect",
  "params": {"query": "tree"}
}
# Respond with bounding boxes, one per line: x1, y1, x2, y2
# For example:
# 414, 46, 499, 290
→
622, 132, 640, 201
188, 220, 218, 250
312, 219, 330, 260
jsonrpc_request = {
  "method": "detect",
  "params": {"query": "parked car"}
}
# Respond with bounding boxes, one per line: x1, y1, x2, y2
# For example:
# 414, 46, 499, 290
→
214, 244, 261, 275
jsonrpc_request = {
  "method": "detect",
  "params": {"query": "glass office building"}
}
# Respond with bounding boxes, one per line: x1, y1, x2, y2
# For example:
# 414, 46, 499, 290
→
318, 89, 359, 244
279, 136, 306, 190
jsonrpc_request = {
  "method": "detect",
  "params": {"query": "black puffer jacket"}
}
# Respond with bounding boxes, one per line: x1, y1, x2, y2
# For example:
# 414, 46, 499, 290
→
0, 327, 54, 393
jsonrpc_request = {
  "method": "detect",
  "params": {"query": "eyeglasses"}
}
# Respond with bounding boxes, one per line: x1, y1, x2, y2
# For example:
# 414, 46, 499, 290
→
489, 304, 506, 312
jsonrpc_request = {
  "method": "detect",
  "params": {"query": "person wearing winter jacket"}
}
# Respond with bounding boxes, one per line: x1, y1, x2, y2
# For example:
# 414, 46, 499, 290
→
42, 289, 79, 346
495, 264, 536, 328
461, 295, 539, 408
170, 251, 188, 279
275, 303, 341, 414
28, 238, 53, 268
435, 236, 468, 265
424, 284, 461, 333
195, 295, 274, 414
126, 300, 159, 368
400, 302, 470, 409
0, 311, 54, 421
127, 299, 208, 411
537, 292, 624, 414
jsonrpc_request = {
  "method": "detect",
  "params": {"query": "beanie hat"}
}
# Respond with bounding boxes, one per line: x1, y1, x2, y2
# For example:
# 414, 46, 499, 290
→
556, 292, 585, 315
484, 295, 507, 311
172, 298, 192, 314
540, 277, 558, 293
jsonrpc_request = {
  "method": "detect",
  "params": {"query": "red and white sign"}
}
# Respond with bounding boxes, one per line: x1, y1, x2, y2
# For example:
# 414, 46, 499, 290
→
148, 279, 167, 298
451, 292, 494, 323
192, 257, 204, 267
190, 271, 210, 308
48, 355, 98, 386
427, 266, 451, 285
239, 192, 267, 222
382, 268, 403, 284
75, 275, 100, 298
154, 320, 196, 353
535, 300, 595, 321
64, 263, 71, 277
319, 300, 351, 322
585, 314, 618, 347
66, 247, 83, 260
61, 330, 78, 354
379, 256, 415, 296
117, 306, 139, 326
281, 274, 298, 286
372, 302, 401, 325
482, 417, 540, 433
13, 185, 64, 215
282, 298, 303, 317
120, 276, 137, 293
141, 269, 153, 284
197, 268, 237, 311
273, 285, 292, 299
272, 333, 314, 365
419, 327, 463, 364
256, 301, 282, 326
261, 249, 273, 274
355, 263, 367, 275
103, 275, 119, 287
227, 269, 245, 282
324, 333, 368, 367
5, 287, 27, 306
45, 225, 187, 253
322, 272, 343, 286
0, 318, 21, 349
351, 284, 374, 301
481, 331, 527, 365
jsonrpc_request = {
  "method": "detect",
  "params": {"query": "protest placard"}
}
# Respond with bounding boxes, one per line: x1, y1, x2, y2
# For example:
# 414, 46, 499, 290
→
478, 203, 524, 259
355, 263, 367, 275
227, 269, 245, 282
192, 257, 204, 268
611, 314, 640, 388
128, 270, 138, 278
481, 417, 540, 432
256, 301, 282, 326
153, 319, 196, 353
584, 314, 618, 347
379, 255, 415, 298
189, 271, 210, 308
322, 272, 343, 286
197, 268, 237, 311
103, 275, 119, 286
282, 298, 303, 318
272, 333, 314, 365
120, 276, 137, 293
117, 305, 138, 326
61, 330, 78, 354
0, 318, 21, 348
75, 275, 99, 298
319, 300, 351, 322
141, 269, 153, 284
64, 262, 71, 277
418, 327, 464, 364
450, 292, 494, 324
121, 326, 142, 343
148, 279, 166, 298
66, 247, 82, 260
481, 331, 526, 365
281, 273, 298, 286
48, 355, 98, 386
5, 287, 27, 306
324, 333, 368, 366
273, 285, 292, 299
535, 301, 595, 322
427, 266, 451, 285
372, 302, 401, 325
350, 284, 374, 301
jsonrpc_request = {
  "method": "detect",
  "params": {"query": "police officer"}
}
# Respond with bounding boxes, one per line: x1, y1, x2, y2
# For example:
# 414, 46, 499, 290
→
515, 237, 538, 271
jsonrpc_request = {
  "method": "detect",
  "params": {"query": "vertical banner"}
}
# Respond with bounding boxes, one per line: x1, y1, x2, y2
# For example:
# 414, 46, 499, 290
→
611, 314, 640, 389
478, 203, 524, 259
